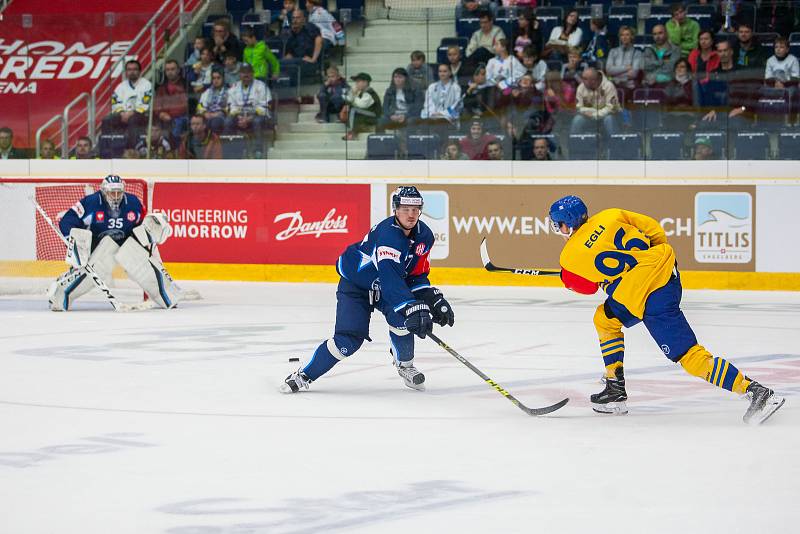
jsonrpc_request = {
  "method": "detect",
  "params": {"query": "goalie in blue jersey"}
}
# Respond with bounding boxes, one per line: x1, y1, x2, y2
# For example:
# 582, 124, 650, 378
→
281, 186, 456, 393
47, 175, 180, 311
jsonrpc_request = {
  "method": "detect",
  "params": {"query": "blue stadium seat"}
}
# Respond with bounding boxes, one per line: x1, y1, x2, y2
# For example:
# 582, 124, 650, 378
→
644, 5, 672, 34
693, 130, 727, 159
790, 32, 800, 58
576, 7, 594, 38
777, 131, 800, 160
548, 0, 578, 7
456, 17, 481, 40
757, 89, 790, 130
97, 133, 127, 159
441, 37, 468, 49
266, 37, 284, 59
495, 17, 514, 40
607, 6, 637, 42
733, 131, 770, 160
219, 134, 248, 159
633, 34, 654, 52
407, 134, 441, 159
367, 134, 399, 160
756, 32, 779, 53
535, 7, 563, 43
228, 0, 255, 12
568, 133, 599, 160
336, 0, 364, 22
649, 132, 684, 160
607, 133, 642, 160
630, 88, 665, 131
686, 4, 717, 32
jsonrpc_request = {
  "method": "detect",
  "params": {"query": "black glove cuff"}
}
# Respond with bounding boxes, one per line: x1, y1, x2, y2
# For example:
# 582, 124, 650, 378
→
403, 301, 430, 317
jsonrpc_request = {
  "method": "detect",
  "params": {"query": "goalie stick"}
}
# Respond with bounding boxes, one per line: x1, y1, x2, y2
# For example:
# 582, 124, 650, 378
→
428, 332, 569, 416
30, 196, 152, 312
480, 237, 561, 277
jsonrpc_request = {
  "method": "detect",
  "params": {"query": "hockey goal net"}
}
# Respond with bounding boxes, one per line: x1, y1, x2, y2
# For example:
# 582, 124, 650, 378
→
0, 178, 149, 297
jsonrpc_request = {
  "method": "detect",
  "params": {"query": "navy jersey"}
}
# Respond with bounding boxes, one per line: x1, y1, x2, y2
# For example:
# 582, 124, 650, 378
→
59, 191, 144, 248
336, 216, 435, 313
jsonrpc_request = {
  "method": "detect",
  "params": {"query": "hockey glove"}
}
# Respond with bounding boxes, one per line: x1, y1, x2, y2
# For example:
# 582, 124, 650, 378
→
418, 288, 455, 327
402, 301, 434, 339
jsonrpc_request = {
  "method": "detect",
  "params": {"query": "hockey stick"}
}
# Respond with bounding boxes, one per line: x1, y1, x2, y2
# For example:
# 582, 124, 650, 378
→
29, 196, 151, 312
428, 332, 569, 416
480, 237, 561, 277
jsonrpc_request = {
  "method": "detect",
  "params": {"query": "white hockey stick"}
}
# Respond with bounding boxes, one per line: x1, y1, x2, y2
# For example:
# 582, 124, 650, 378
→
29, 196, 152, 312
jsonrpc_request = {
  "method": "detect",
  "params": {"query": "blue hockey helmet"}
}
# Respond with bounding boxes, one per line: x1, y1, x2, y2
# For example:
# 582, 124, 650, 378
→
100, 174, 125, 210
391, 186, 424, 211
549, 195, 588, 235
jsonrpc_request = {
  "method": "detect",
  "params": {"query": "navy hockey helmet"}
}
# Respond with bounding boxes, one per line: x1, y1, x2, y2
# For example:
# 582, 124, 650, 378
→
100, 174, 125, 210
391, 186, 424, 211
549, 195, 588, 235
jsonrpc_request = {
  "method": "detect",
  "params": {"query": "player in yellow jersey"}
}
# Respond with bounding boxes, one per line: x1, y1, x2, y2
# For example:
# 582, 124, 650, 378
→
548, 195, 784, 425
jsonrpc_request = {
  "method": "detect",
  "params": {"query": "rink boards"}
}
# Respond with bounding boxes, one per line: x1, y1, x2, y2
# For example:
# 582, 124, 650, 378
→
1, 159, 799, 290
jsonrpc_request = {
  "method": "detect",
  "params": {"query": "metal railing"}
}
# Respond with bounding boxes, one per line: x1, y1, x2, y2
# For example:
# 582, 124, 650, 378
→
36, 0, 202, 157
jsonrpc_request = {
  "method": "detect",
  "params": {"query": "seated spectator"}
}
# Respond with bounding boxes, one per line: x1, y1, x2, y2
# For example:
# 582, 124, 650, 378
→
713, 39, 739, 81
486, 139, 504, 159
643, 25, 681, 86
407, 51, 434, 93
441, 139, 469, 160
512, 8, 541, 61
136, 121, 176, 159
188, 48, 216, 96
179, 114, 222, 159
466, 11, 506, 65
545, 9, 582, 60
666, 3, 700, 58
197, 68, 228, 133
379, 67, 422, 133
462, 64, 494, 118
582, 18, 609, 70
460, 118, 497, 159
663, 58, 696, 131
606, 26, 642, 98
307, 0, 340, 49
223, 52, 242, 87
733, 22, 768, 73
545, 70, 576, 114
39, 139, 59, 159
103, 59, 152, 146
154, 59, 189, 140
570, 67, 620, 136
225, 63, 272, 156
447, 45, 468, 86
765, 37, 799, 90
531, 136, 552, 160
316, 65, 349, 123
560, 46, 584, 90
187, 36, 209, 65
70, 136, 98, 159
0, 127, 24, 159
420, 64, 463, 136
242, 27, 280, 81
688, 30, 720, 85
487, 39, 526, 92
692, 137, 714, 160
283, 10, 324, 80
211, 18, 242, 63
278, 0, 297, 38
342, 72, 382, 141
520, 45, 546, 92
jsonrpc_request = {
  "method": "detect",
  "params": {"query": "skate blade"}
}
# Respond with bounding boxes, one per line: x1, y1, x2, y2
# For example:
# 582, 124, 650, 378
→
592, 401, 629, 415
403, 376, 426, 391
746, 396, 786, 425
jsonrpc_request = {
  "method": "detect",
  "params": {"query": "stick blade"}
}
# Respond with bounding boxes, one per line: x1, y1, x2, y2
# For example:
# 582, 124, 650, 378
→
521, 397, 570, 416
479, 236, 492, 269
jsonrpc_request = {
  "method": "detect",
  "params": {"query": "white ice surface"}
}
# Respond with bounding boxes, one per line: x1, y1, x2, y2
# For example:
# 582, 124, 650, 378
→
1, 281, 799, 534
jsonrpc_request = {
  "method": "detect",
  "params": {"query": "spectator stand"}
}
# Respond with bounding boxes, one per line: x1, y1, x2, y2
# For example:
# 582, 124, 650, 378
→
644, 4, 672, 35
367, 134, 400, 159
734, 130, 770, 160
607, 132, 643, 160
790, 32, 800, 59
686, 3, 717, 32
778, 130, 800, 160
649, 131, 684, 160
757, 88, 791, 131
407, 134, 441, 159
568, 132, 600, 160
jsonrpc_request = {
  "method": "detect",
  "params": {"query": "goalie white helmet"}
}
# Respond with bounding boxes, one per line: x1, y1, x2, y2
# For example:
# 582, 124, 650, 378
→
100, 175, 125, 211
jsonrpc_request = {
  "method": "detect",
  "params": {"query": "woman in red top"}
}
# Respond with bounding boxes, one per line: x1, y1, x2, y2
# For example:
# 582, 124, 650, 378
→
687, 30, 720, 85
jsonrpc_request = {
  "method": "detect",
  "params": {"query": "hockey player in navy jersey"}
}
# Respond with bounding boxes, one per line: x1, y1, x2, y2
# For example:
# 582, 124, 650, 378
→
48, 175, 180, 311
281, 186, 455, 393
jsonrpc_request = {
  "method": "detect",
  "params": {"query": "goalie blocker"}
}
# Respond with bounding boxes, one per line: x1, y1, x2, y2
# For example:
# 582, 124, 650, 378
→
48, 213, 180, 311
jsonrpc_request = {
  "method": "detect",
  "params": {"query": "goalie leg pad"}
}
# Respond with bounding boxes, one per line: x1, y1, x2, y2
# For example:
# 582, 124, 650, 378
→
48, 237, 120, 311
115, 237, 180, 309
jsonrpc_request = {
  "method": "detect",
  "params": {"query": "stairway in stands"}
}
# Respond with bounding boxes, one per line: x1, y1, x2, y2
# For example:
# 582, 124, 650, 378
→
270, 7, 454, 160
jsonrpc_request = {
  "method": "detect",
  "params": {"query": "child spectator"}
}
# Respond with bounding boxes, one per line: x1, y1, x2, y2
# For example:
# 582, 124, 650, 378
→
441, 139, 469, 160
187, 36, 209, 65
189, 48, 216, 96
316, 65, 349, 123
462, 64, 494, 118
196, 68, 228, 133
765, 37, 799, 90
223, 52, 242, 87
342, 72, 382, 141
521, 45, 546, 92
582, 18, 609, 69
407, 51, 434, 93
486, 39, 526, 93
307, 0, 340, 48
242, 27, 280, 80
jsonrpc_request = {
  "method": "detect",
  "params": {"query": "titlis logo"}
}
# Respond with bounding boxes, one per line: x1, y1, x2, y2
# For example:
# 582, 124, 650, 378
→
273, 208, 348, 241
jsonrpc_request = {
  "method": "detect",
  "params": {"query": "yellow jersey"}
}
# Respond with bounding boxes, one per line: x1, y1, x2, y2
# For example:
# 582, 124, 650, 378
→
559, 208, 676, 319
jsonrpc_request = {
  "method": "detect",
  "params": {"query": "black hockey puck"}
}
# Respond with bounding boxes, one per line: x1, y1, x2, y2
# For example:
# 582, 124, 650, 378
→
288, 357, 300, 362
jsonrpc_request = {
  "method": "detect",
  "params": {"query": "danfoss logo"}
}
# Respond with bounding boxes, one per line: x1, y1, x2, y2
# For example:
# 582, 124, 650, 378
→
273, 208, 349, 241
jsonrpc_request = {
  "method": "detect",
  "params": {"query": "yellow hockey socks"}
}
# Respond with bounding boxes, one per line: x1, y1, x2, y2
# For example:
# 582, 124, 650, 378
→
679, 345, 750, 394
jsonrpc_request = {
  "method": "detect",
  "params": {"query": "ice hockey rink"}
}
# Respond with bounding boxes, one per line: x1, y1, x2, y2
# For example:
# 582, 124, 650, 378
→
1, 281, 798, 534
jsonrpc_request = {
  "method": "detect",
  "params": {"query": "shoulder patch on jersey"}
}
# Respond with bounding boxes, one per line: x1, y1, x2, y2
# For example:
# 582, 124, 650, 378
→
71, 201, 85, 218
96, 211, 105, 222
377, 246, 401, 263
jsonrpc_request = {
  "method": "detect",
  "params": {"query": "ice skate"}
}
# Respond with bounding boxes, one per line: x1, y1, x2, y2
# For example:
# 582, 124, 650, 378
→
395, 360, 425, 391
743, 381, 785, 425
591, 366, 628, 415
280, 368, 312, 393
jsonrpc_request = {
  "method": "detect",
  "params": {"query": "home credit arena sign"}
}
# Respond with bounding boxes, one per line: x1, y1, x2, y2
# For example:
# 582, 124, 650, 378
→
151, 183, 371, 265
0, 5, 157, 146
